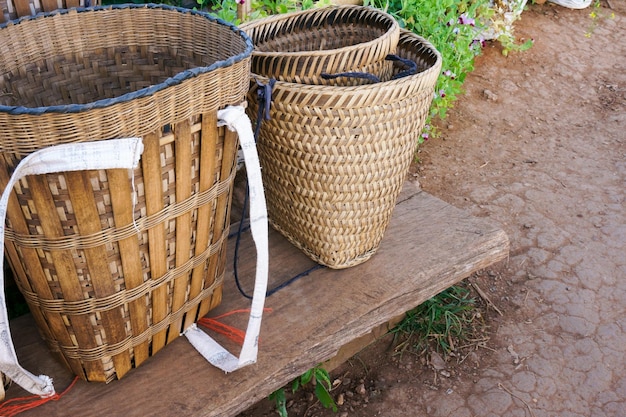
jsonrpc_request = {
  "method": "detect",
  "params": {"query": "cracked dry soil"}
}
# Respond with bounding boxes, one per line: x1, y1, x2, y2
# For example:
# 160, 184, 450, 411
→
239, 2, 625, 417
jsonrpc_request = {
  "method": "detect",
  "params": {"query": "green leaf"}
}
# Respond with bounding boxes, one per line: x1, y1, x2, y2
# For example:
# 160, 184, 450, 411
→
291, 378, 300, 393
314, 367, 332, 390
300, 368, 314, 386
314, 381, 337, 412
269, 388, 287, 417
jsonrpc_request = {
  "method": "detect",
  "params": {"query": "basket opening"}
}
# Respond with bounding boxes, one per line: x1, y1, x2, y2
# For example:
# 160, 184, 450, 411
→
254, 24, 390, 53
0, 7, 250, 108
249, 7, 396, 54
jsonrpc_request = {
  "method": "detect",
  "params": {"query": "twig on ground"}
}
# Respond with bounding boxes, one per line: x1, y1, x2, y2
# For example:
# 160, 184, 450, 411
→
472, 283, 504, 316
498, 383, 537, 417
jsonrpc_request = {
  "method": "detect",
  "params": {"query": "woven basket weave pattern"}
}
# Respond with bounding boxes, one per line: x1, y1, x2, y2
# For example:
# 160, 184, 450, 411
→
248, 30, 441, 268
0, 5, 251, 382
241, 5, 399, 85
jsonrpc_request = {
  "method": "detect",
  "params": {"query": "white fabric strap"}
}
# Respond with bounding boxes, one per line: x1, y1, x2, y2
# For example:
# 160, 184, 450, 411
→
184, 105, 269, 372
547, 0, 592, 8
0, 138, 144, 397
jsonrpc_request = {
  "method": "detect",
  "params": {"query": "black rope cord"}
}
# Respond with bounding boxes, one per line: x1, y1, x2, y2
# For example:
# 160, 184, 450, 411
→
320, 54, 419, 83
232, 77, 325, 300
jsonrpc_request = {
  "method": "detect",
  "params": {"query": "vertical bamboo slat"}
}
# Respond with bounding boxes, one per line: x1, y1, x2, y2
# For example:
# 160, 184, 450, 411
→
40, 0, 58, 12
183, 112, 218, 331
10, 0, 29, 17
107, 168, 151, 368
167, 120, 193, 344
142, 132, 169, 355
198, 127, 238, 318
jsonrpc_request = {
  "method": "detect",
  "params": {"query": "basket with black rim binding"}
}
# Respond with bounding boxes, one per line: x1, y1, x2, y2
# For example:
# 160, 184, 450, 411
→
247, 30, 442, 268
240, 5, 400, 86
0, 4, 252, 382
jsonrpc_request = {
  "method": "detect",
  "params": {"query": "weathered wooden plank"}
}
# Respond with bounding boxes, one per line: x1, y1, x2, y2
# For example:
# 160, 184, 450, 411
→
6, 185, 508, 416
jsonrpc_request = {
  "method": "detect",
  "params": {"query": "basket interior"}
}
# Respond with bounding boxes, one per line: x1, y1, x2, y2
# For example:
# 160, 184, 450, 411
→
386, 32, 441, 80
254, 24, 388, 53
249, 8, 395, 53
0, 7, 249, 108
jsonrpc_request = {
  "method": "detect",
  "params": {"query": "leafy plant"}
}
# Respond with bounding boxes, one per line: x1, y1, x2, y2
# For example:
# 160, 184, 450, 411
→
363, 0, 491, 138
199, 0, 330, 24
585, 0, 615, 38
199, 0, 244, 24
392, 285, 476, 354
481, 0, 534, 56
269, 365, 337, 417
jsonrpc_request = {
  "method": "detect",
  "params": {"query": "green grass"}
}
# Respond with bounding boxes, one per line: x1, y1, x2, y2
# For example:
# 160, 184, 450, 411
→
392, 284, 477, 354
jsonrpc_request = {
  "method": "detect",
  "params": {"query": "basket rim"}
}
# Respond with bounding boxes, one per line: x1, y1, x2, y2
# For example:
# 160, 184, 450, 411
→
251, 30, 442, 91
240, 5, 399, 59
0, 3, 254, 116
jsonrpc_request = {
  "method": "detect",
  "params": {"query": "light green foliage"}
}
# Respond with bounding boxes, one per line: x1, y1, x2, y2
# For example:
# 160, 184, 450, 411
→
198, 0, 331, 24
199, 0, 243, 24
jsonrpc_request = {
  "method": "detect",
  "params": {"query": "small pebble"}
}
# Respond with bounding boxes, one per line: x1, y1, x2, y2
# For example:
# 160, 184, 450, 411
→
483, 89, 498, 101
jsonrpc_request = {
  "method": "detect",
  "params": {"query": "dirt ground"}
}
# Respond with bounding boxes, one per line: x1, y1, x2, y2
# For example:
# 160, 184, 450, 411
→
239, 2, 625, 417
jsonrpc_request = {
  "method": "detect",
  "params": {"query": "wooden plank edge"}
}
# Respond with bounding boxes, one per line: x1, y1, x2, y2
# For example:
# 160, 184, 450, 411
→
211, 227, 510, 416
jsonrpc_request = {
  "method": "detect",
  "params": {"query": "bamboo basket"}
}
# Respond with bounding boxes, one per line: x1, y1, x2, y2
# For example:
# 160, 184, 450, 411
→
248, 30, 442, 268
240, 5, 399, 86
0, 4, 252, 382
0, 0, 99, 22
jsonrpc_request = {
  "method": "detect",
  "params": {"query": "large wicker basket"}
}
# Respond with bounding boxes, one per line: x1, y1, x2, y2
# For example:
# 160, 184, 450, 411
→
241, 5, 399, 85
0, 5, 252, 382
248, 30, 441, 268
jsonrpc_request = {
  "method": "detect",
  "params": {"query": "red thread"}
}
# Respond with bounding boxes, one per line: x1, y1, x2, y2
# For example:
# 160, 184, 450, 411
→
197, 308, 272, 346
0, 376, 79, 417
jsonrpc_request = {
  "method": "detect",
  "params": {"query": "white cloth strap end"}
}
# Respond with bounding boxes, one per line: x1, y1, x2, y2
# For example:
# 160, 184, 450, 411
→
183, 324, 241, 373
185, 105, 268, 374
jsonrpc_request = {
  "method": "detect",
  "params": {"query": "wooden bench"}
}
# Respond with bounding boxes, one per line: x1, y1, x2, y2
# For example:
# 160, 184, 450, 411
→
7, 181, 508, 416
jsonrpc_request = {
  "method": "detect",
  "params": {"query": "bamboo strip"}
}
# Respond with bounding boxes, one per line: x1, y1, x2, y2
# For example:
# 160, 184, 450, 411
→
65, 170, 133, 379
11, 0, 30, 17
183, 111, 218, 330
28, 174, 105, 381
142, 131, 170, 354
167, 119, 193, 344
40, 0, 57, 12
198, 127, 237, 318
107, 168, 150, 368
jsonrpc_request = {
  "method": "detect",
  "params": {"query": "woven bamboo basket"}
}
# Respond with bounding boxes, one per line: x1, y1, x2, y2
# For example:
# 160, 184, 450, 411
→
248, 30, 441, 268
0, 4, 252, 382
0, 0, 99, 22
240, 5, 399, 86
